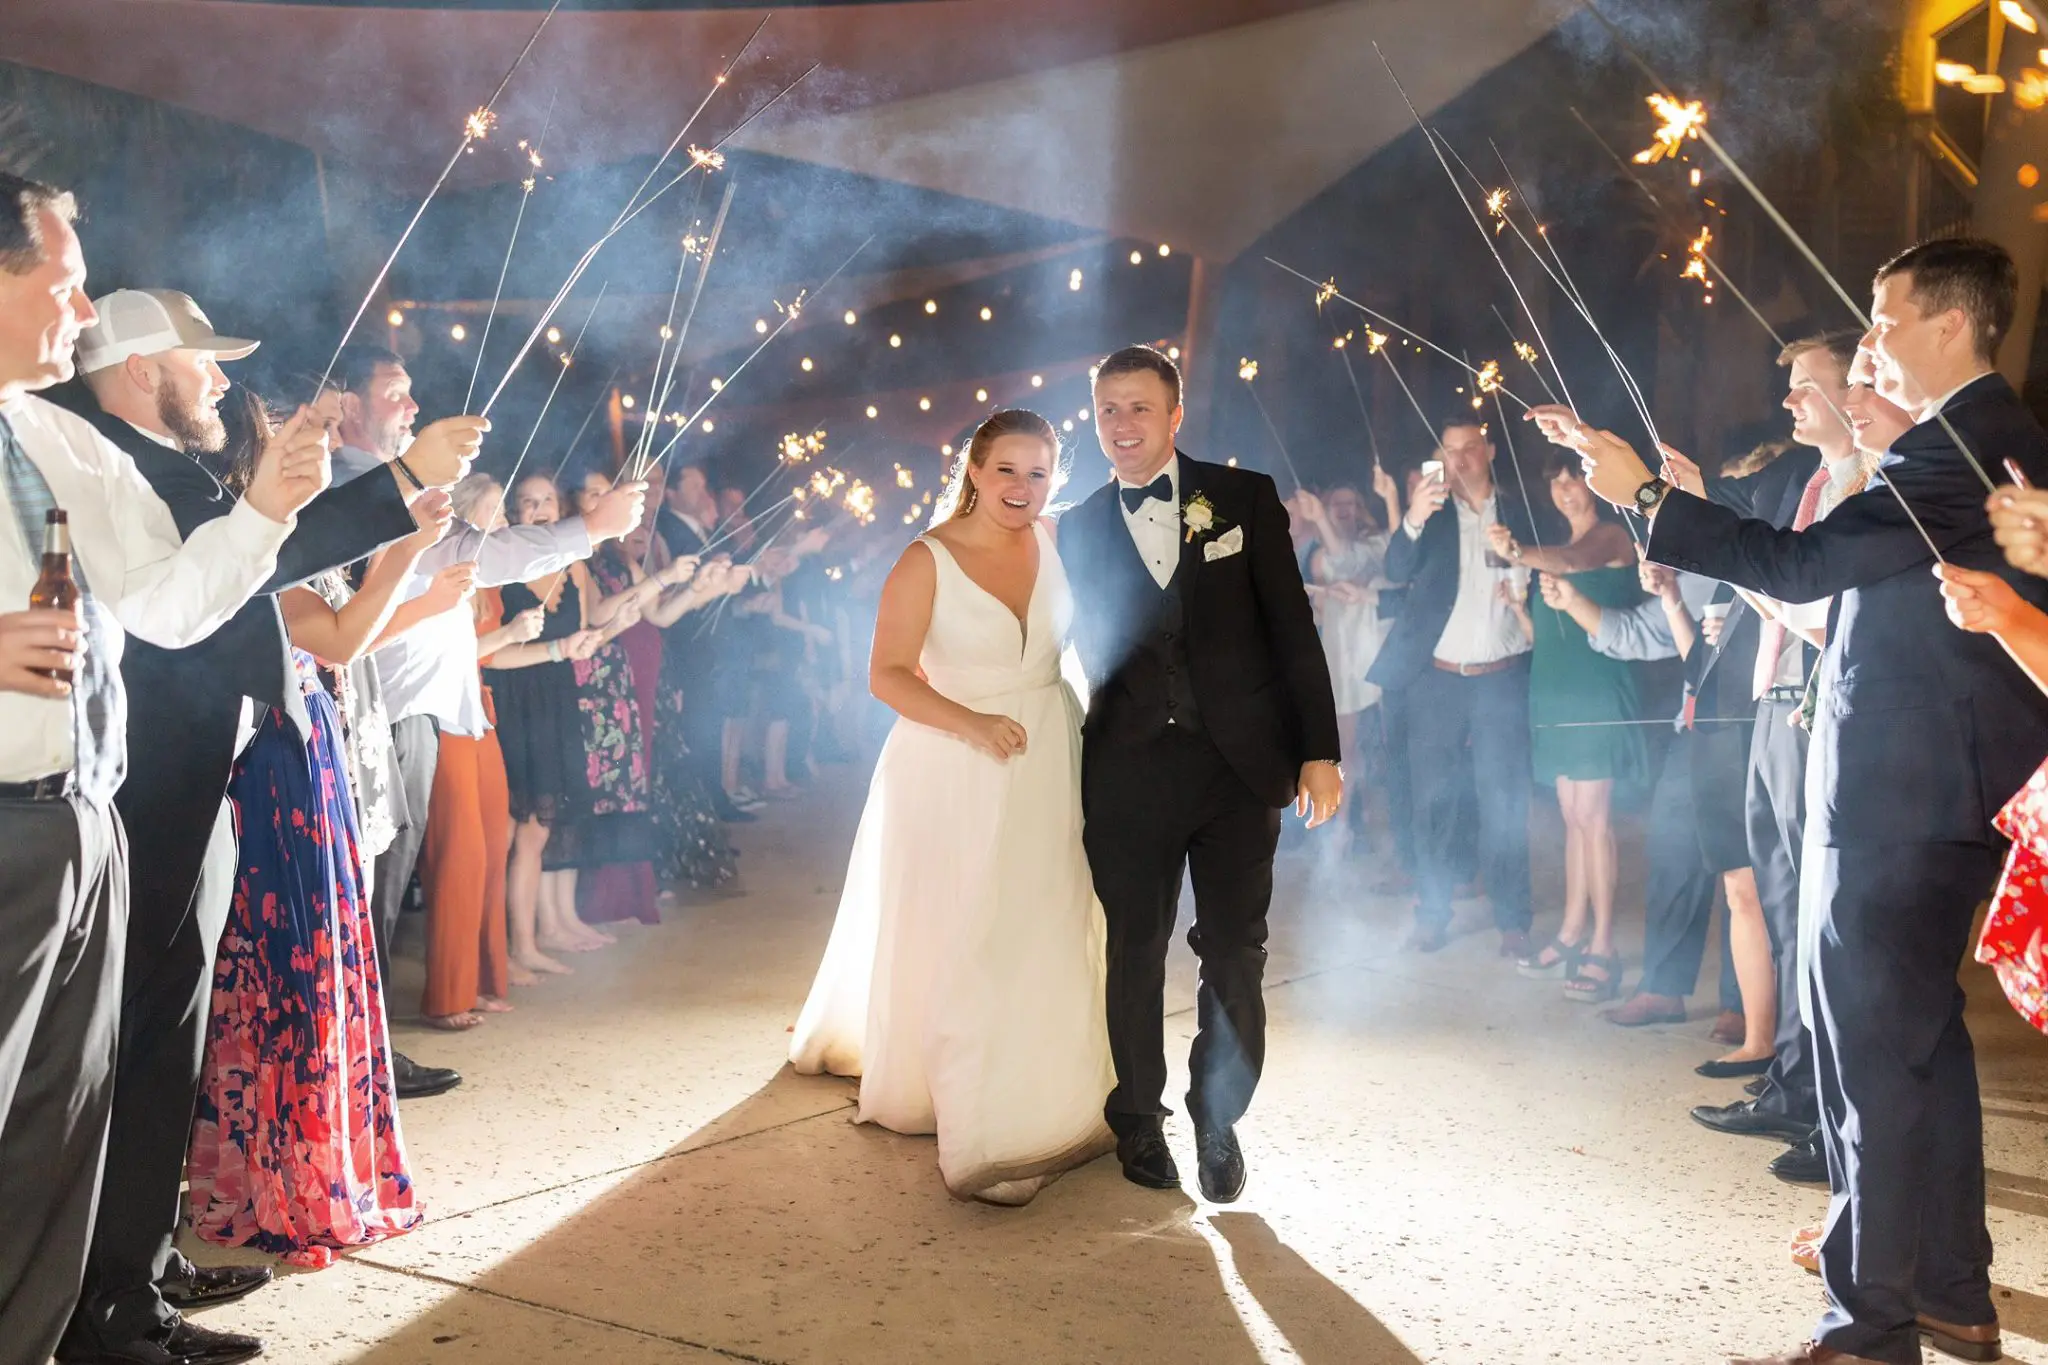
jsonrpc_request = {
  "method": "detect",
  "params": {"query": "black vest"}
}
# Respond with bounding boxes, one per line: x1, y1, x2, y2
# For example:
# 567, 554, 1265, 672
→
1099, 568, 1205, 741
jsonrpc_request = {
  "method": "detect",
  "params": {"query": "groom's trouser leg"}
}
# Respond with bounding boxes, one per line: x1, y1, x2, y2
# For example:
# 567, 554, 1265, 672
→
1085, 729, 1204, 1138
1183, 755, 1279, 1135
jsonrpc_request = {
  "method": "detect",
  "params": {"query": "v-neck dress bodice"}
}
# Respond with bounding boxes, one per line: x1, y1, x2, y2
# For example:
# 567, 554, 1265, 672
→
914, 521, 1069, 706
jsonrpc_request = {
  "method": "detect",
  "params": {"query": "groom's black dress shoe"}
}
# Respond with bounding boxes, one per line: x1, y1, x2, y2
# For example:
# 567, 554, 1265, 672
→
59, 1316, 264, 1365
1769, 1134, 1828, 1187
1196, 1126, 1247, 1204
392, 1051, 462, 1099
1117, 1128, 1181, 1190
1689, 1098, 1812, 1142
160, 1262, 272, 1311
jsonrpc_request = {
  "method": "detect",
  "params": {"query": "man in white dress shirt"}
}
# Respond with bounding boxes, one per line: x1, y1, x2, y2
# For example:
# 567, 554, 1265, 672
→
0, 172, 324, 1365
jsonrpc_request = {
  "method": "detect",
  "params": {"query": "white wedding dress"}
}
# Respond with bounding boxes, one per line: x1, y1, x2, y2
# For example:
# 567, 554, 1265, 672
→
789, 521, 1116, 1204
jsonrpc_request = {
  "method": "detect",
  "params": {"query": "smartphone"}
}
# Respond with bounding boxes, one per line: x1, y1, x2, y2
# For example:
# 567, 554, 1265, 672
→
1419, 459, 1444, 483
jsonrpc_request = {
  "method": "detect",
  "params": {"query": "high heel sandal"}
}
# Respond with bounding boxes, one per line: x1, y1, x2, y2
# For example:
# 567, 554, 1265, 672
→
1515, 937, 1585, 979
1564, 953, 1622, 1003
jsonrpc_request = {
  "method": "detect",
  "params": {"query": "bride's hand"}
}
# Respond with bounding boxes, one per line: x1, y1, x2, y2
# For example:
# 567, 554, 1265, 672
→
961, 711, 1028, 761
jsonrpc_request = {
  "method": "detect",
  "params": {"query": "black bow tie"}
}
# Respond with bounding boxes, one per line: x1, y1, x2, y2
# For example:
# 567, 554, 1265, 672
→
1121, 474, 1173, 514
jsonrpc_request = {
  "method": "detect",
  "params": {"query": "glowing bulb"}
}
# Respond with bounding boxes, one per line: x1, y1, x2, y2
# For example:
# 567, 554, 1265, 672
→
701, 420, 715, 433
1030, 374, 1044, 388
980, 306, 993, 321
975, 388, 989, 403
1227, 457, 1238, 467
710, 377, 724, 392
1130, 250, 1144, 265
386, 308, 405, 328
754, 319, 769, 335
449, 323, 467, 341
801, 357, 814, 372
1936, 60, 1979, 84
1063, 419, 1075, 432
865, 405, 879, 419
843, 310, 858, 326
919, 397, 932, 411
924, 299, 938, 314
941, 443, 954, 456
1069, 268, 1083, 291
1168, 346, 1181, 361
621, 394, 635, 409
1159, 244, 1171, 257
1079, 408, 1090, 421
889, 334, 902, 348
2004, 0, 2039, 34
546, 326, 562, 344
659, 324, 674, 340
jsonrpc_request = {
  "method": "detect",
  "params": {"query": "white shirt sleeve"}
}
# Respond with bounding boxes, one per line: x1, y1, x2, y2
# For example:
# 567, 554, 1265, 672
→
418, 517, 594, 588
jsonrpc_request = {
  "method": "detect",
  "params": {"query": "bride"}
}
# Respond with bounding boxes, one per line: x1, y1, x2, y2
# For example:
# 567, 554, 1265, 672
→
789, 408, 1116, 1205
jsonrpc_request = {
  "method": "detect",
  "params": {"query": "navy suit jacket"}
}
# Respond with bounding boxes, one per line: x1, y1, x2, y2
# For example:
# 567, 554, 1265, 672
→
1649, 374, 2048, 848
1367, 479, 1540, 692
1061, 454, 1340, 807
1695, 448, 1822, 700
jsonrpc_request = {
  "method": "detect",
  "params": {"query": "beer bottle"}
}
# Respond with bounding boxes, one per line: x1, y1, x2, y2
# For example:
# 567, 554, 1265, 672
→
29, 508, 77, 683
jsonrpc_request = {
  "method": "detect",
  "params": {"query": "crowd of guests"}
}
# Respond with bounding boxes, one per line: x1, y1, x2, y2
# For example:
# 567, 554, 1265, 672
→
0, 171, 881, 1365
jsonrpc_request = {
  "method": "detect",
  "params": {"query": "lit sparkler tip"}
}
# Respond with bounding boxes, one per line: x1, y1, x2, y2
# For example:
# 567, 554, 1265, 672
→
1476, 359, 1503, 394
1313, 278, 1338, 311
1238, 358, 1259, 383
1485, 188, 1510, 217
774, 290, 809, 323
1365, 328, 1389, 356
689, 145, 727, 172
521, 175, 537, 193
1514, 341, 1540, 364
1633, 93, 1706, 165
465, 108, 499, 142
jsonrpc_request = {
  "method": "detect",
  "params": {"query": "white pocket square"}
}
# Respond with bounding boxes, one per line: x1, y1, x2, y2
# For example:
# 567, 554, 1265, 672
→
1203, 526, 1245, 561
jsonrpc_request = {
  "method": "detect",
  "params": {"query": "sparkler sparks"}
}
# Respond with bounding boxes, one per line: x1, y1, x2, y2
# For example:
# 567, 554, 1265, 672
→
689, 145, 727, 172
1314, 278, 1339, 311
1485, 187, 1511, 234
1681, 224, 1715, 295
1238, 358, 1260, 382
843, 479, 877, 525
775, 290, 808, 322
1365, 328, 1389, 355
465, 108, 499, 142
1514, 341, 1540, 364
1475, 359, 1503, 394
780, 430, 827, 465
1633, 93, 1706, 165
895, 465, 915, 489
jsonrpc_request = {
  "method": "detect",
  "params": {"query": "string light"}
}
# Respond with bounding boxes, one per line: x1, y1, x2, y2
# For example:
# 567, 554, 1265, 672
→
1130, 250, 1144, 265
1159, 244, 1171, 257
450, 323, 467, 341
865, 405, 879, 419
701, 419, 715, 432
386, 308, 405, 328
889, 334, 902, 348
621, 394, 635, 409
843, 310, 858, 326
1168, 346, 1181, 360
754, 319, 769, 334
801, 357, 814, 372
710, 377, 724, 392
980, 306, 993, 321
1078, 407, 1090, 421
1069, 269, 1084, 291
1030, 375, 1044, 388
1063, 419, 1075, 431
941, 443, 954, 456
919, 397, 932, 411
975, 388, 989, 403
924, 299, 938, 314
546, 326, 562, 344
659, 324, 674, 339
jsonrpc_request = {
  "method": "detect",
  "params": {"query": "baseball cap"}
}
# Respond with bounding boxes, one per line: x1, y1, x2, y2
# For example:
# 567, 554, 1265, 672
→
75, 288, 260, 374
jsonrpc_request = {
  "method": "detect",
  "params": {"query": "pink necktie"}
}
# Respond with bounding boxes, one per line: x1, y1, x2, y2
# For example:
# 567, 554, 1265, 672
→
1751, 464, 1833, 701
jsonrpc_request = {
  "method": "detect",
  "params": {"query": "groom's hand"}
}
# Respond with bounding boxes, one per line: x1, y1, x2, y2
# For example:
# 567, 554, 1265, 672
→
1295, 760, 1342, 829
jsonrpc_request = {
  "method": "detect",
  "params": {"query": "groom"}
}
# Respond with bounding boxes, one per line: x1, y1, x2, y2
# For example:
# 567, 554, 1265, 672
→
1062, 344, 1341, 1201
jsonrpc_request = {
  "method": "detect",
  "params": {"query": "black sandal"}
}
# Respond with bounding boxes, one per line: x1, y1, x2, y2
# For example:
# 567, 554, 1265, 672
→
1515, 937, 1584, 979
1564, 953, 1622, 1003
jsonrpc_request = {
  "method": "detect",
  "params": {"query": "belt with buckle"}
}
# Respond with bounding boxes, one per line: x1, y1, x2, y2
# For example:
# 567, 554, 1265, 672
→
1432, 657, 1517, 678
1759, 685, 1807, 703
0, 772, 73, 802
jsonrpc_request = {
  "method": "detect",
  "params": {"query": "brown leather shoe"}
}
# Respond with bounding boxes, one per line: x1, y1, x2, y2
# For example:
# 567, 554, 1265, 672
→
1917, 1313, 2002, 1362
1728, 1345, 1885, 1365
1602, 992, 1685, 1026
1710, 1009, 1746, 1046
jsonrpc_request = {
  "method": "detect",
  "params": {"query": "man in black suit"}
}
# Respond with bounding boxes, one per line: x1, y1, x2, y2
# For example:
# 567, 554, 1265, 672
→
1061, 345, 1340, 1203
50, 290, 478, 1365
1367, 418, 1540, 955
1560, 238, 2048, 1365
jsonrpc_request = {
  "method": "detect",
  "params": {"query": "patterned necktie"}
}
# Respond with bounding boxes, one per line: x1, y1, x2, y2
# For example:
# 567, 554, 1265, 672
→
1751, 462, 1833, 702
0, 414, 124, 804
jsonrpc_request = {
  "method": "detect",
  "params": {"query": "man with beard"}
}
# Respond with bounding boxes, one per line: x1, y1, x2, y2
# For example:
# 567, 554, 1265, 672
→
54, 291, 477, 1365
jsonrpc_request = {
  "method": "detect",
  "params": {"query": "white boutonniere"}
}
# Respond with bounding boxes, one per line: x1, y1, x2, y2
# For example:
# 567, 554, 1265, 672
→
1182, 492, 1224, 543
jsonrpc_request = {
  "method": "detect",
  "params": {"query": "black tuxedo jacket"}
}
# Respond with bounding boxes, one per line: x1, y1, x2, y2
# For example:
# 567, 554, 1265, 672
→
74, 398, 416, 950
1650, 374, 2048, 848
1061, 453, 1339, 808
1367, 479, 1540, 692
1695, 446, 1823, 699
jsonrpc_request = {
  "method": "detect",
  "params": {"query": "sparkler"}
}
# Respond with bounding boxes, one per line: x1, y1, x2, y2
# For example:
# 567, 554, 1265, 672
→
1264, 259, 1533, 409
464, 92, 557, 414
314, 0, 562, 395
1237, 357, 1305, 490
1632, 93, 1706, 165
636, 177, 739, 482
1581, 0, 1997, 501
1314, 277, 1339, 311
1327, 317, 1386, 472
688, 145, 727, 173
1491, 304, 1563, 407
1680, 223, 1715, 300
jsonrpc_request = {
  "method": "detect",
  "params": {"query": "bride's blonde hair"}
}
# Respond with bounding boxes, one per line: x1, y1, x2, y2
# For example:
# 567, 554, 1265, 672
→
931, 409, 1063, 528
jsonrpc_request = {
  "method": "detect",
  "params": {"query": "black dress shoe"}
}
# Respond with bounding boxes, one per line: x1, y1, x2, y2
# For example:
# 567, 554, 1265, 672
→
1116, 1127, 1180, 1190
1690, 1098, 1814, 1142
392, 1051, 462, 1099
1695, 1055, 1774, 1079
1769, 1134, 1828, 1186
1195, 1126, 1247, 1204
160, 1262, 272, 1311
61, 1316, 264, 1365
1745, 1077, 1768, 1098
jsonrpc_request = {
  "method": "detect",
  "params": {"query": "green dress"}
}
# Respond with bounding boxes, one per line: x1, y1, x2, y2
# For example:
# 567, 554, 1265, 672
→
1529, 565, 1648, 785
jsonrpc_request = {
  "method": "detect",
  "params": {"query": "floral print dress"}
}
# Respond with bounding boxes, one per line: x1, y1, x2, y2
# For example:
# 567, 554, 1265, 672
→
187, 648, 422, 1267
1984, 758, 2048, 1033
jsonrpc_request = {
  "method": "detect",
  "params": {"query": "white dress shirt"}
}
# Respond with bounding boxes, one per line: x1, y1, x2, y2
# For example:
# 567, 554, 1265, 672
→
1405, 491, 1530, 666
0, 394, 290, 783
1118, 455, 1181, 589
1759, 449, 1877, 690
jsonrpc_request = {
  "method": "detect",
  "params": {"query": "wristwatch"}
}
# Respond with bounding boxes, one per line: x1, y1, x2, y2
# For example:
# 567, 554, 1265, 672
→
1633, 476, 1671, 516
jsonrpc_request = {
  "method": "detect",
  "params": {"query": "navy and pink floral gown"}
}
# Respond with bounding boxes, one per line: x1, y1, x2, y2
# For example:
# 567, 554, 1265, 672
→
187, 648, 422, 1268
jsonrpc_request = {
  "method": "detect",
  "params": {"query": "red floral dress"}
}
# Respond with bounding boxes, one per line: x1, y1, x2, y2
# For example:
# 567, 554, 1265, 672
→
1984, 758, 2048, 1033
187, 649, 423, 1267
